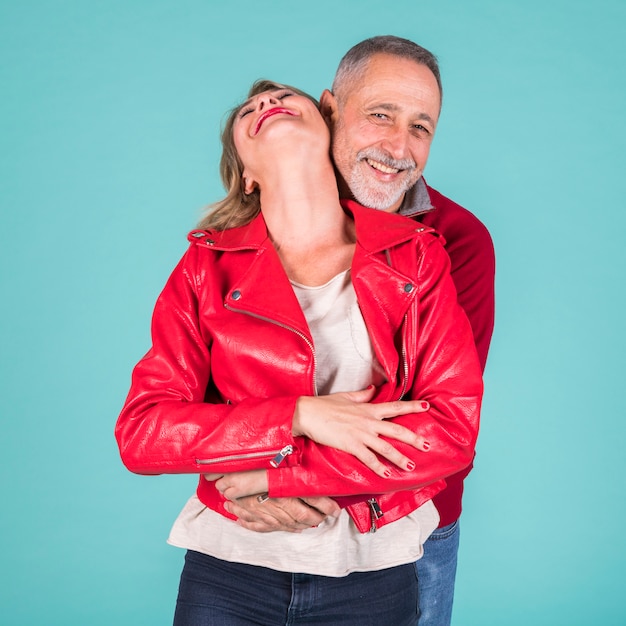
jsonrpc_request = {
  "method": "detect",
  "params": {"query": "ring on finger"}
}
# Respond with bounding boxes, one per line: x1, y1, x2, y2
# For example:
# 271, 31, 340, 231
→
256, 492, 269, 504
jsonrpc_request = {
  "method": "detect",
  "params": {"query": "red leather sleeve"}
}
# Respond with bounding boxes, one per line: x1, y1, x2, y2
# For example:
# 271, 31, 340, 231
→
115, 246, 299, 475
421, 186, 495, 524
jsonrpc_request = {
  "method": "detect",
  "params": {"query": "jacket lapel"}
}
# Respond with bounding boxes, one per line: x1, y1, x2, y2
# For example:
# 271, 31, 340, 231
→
192, 213, 311, 338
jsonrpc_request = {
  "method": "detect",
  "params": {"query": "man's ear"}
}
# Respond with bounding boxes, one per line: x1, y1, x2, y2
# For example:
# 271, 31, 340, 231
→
319, 89, 338, 127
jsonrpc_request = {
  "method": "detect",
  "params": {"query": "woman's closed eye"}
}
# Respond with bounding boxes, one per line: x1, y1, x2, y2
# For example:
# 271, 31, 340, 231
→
239, 106, 254, 118
238, 91, 293, 119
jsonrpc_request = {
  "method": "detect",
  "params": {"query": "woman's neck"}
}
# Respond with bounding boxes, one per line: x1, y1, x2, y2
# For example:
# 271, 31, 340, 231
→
259, 158, 349, 248
258, 158, 356, 286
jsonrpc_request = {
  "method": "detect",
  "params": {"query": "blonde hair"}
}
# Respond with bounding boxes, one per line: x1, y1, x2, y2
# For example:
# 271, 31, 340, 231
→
198, 80, 319, 231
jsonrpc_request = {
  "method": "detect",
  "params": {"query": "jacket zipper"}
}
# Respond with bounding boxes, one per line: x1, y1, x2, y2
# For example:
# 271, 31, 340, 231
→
367, 498, 384, 533
270, 445, 294, 467
224, 304, 318, 395
225, 301, 393, 531
397, 313, 410, 400
199, 304, 313, 471
367, 313, 407, 531
196, 445, 293, 467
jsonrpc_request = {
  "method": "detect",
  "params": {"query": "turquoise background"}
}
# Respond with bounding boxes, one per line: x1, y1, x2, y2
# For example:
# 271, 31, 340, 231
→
1, 1, 625, 624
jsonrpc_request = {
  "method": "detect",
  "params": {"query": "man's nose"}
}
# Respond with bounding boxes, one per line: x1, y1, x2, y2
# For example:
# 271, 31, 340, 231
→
379, 126, 410, 160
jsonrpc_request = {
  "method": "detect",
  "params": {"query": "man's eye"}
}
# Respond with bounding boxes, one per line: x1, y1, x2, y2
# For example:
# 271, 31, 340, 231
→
372, 113, 388, 120
413, 124, 430, 134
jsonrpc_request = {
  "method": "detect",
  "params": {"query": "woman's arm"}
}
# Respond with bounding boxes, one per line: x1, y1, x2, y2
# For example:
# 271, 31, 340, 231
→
291, 387, 431, 476
115, 247, 299, 475
115, 245, 432, 476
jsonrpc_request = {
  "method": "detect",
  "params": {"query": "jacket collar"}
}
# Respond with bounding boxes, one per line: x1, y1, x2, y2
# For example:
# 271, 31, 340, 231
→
188, 200, 428, 387
189, 200, 432, 252
398, 177, 435, 218
341, 199, 434, 253
188, 211, 270, 250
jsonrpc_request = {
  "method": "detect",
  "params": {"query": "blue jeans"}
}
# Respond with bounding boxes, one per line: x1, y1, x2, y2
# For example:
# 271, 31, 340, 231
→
174, 550, 420, 625
414, 520, 460, 626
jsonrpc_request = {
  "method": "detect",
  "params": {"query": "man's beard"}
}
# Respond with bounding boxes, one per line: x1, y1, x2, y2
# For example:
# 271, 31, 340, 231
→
339, 145, 421, 211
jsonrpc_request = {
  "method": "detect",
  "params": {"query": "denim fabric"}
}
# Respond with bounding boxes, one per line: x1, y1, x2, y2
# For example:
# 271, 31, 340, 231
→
174, 550, 419, 625
414, 520, 460, 626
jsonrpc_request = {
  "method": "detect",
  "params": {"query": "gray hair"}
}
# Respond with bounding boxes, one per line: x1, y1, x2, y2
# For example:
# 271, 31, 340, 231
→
332, 35, 442, 105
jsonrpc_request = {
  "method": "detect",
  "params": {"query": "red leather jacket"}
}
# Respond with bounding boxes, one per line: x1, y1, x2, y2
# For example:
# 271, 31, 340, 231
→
116, 201, 483, 533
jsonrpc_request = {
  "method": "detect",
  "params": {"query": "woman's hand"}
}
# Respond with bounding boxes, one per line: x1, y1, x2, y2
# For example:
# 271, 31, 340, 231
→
292, 386, 430, 478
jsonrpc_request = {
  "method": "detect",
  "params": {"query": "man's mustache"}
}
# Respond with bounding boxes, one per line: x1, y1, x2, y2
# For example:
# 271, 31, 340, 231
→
357, 148, 416, 172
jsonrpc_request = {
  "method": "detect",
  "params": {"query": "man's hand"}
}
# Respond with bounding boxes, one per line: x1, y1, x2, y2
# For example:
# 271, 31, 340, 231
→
225, 495, 340, 533
204, 472, 340, 532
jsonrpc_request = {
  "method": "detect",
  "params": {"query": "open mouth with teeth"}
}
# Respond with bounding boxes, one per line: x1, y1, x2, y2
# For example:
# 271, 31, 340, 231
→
365, 158, 401, 175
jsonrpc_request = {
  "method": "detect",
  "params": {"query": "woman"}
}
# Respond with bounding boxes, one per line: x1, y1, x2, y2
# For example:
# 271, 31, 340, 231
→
116, 80, 482, 625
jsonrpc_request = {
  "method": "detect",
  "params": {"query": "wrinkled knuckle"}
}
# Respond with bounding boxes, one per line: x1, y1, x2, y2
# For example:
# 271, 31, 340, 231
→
361, 450, 376, 465
355, 441, 371, 455
263, 519, 280, 530
250, 524, 271, 533
293, 513, 313, 525
389, 423, 404, 436
379, 440, 394, 455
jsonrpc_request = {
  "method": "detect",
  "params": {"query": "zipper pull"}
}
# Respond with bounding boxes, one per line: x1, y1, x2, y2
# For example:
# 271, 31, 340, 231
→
367, 498, 384, 533
270, 445, 294, 468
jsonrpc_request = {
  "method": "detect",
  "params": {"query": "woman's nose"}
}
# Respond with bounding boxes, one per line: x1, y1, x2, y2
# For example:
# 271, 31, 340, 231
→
257, 93, 279, 110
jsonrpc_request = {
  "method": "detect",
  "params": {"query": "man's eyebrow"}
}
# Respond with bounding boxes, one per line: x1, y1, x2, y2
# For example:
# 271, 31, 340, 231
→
414, 112, 437, 126
372, 102, 401, 112
369, 102, 436, 126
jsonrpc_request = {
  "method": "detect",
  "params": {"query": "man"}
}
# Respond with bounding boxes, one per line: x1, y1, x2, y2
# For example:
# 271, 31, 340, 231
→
224, 36, 495, 626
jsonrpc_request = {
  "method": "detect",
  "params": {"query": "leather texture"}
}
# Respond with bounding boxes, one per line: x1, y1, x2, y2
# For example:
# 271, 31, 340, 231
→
116, 200, 483, 533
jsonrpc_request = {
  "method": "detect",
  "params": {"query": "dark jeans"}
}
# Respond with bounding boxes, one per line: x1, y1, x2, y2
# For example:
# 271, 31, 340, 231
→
174, 550, 419, 625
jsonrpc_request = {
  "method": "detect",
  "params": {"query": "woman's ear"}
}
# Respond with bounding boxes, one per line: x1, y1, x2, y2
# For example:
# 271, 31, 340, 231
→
242, 174, 257, 195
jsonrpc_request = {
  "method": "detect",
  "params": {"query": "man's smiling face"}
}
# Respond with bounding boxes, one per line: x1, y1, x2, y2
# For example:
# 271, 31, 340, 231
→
323, 53, 441, 212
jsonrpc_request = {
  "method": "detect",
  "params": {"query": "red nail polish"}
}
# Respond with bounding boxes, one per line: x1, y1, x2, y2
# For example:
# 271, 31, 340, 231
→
421, 401, 430, 410
406, 461, 415, 471
384, 469, 392, 478
423, 441, 430, 451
